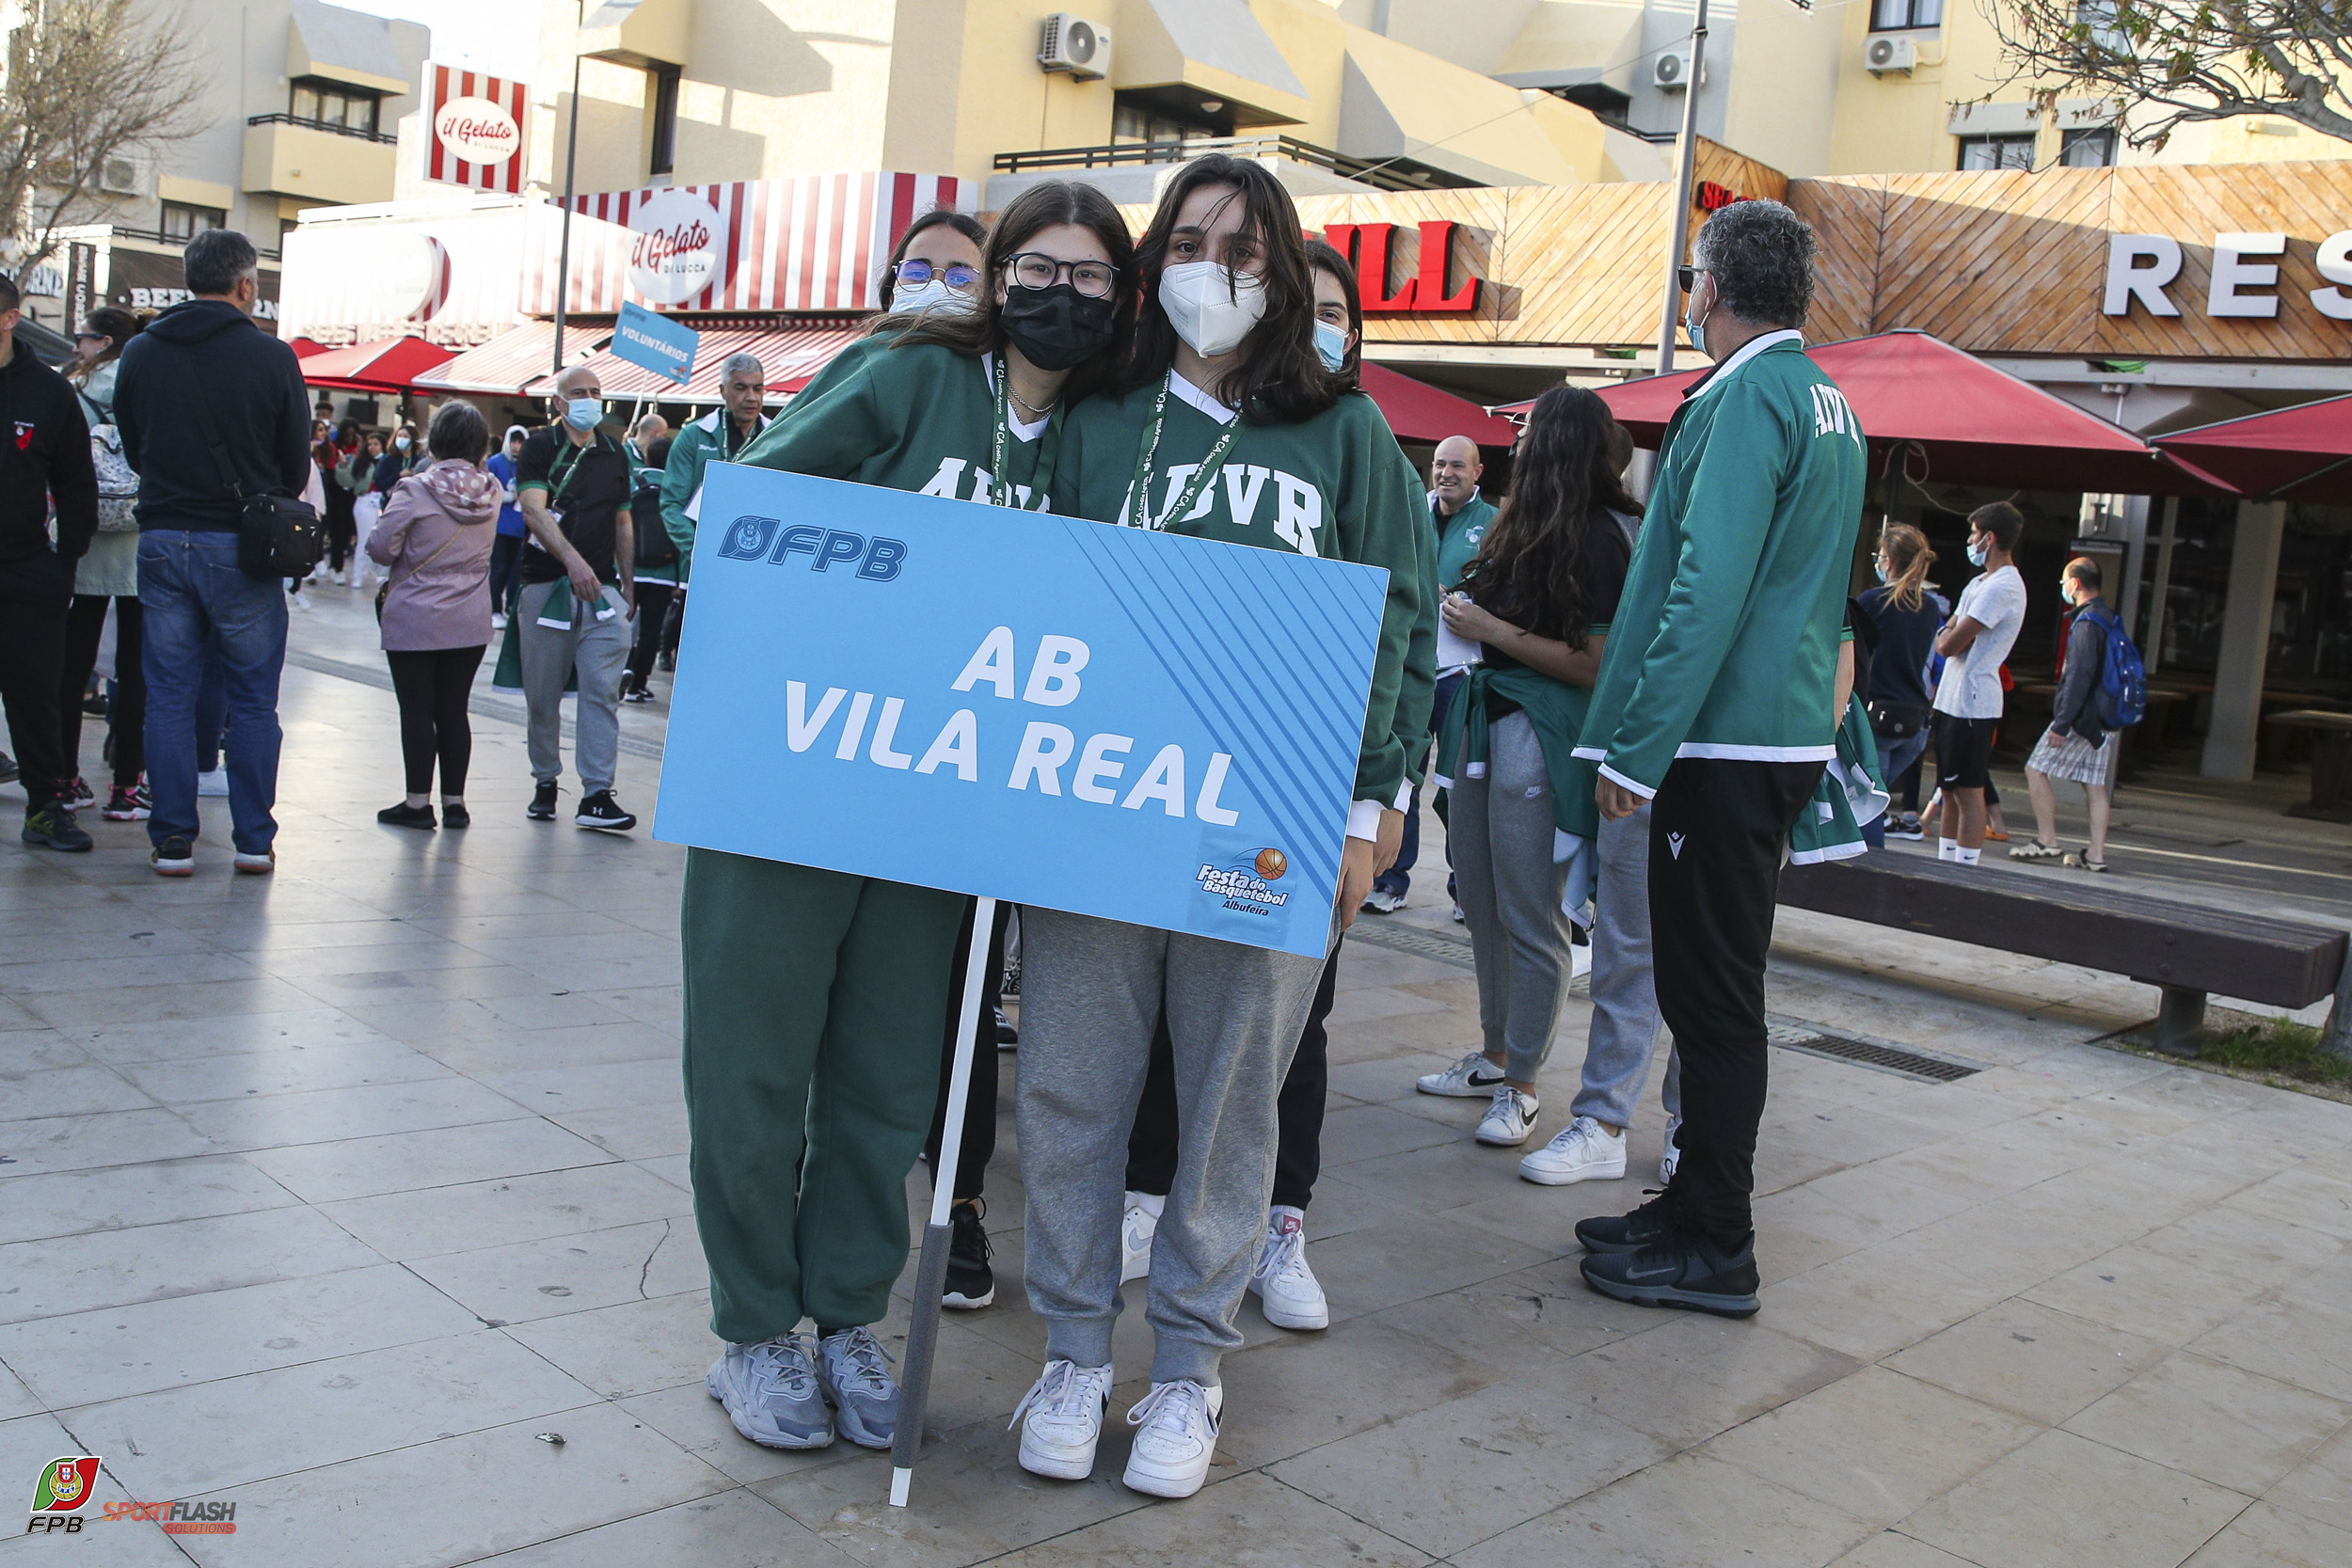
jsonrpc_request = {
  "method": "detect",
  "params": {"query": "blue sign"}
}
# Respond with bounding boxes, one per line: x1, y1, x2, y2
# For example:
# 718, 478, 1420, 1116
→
612, 300, 697, 383
655, 465, 1390, 958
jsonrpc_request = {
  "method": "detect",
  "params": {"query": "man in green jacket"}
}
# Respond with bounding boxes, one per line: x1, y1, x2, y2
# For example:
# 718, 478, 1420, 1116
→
657, 352, 771, 577
1569, 199, 1866, 1317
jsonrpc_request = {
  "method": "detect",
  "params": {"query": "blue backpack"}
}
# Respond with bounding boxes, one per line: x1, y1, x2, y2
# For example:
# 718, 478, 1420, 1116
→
2081, 605, 2146, 729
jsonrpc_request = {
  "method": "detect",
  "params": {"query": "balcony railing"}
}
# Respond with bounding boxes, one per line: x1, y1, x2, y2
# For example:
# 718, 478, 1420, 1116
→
993, 135, 1474, 194
104, 222, 279, 262
246, 112, 399, 147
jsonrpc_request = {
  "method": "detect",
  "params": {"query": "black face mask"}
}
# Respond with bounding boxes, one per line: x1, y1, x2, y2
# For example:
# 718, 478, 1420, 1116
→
997, 282, 1118, 372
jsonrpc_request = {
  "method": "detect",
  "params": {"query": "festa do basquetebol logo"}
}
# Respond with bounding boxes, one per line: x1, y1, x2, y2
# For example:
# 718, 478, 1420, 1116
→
1198, 847, 1290, 916
432, 97, 519, 164
628, 189, 725, 306
26, 1456, 238, 1537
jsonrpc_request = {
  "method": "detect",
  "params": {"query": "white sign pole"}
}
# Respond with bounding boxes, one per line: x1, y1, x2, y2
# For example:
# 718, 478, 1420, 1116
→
1652, 0, 1709, 381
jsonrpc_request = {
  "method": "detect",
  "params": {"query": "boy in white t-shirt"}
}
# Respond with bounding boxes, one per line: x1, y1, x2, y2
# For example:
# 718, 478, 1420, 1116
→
1929, 502, 2026, 865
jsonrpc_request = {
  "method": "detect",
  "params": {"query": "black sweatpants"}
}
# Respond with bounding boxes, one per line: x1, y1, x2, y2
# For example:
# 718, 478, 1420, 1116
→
385, 645, 485, 797
626, 581, 677, 692
1647, 757, 1824, 1247
61, 595, 143, 788
1126, 936, 1341, 1212
924, 897, 1011, 1203
0, 585, 72, 812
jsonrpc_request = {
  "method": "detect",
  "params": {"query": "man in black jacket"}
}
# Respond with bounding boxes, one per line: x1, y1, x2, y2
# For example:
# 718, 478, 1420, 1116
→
0, 273, 100, 851
115, 230, 311, 877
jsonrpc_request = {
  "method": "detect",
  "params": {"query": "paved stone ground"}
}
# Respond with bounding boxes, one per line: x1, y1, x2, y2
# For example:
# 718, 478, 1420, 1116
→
3, 593, 2350, 1567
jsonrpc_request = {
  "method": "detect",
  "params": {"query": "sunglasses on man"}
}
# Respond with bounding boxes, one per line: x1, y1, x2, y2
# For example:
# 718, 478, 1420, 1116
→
1677, 265, 1711, 293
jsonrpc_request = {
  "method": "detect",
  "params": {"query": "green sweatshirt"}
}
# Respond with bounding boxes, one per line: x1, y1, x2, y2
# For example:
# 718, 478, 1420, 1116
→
1056, 372, 1430, 812
1433, 491, 1497, 592
734, 336, 1058, 508
1574, 333, 1866, 796
658, 406, 771, 582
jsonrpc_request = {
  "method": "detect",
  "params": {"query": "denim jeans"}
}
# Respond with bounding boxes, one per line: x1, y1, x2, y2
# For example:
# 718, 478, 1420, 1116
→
1861, 727, 1930, 849
139, 531, 287, 855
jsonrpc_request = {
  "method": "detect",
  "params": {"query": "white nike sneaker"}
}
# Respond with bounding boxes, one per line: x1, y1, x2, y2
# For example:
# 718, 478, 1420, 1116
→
1248, 1210, 1328, 1331
1518, 1115, 1628, 1185
1417, 1049, 1506, 1099
1122, 1380, 1223, 1498
1120, 1194, 1158, 1284
1011, 1358, 1114, 1481
1661, 1114, 1683, 1184
1475, 1085, 1540, 1147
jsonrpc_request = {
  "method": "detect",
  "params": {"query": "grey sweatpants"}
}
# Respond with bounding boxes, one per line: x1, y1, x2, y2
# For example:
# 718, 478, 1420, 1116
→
1573, 802, 1682, 1130
516, 579, 630, 796
1017, 908, 1327, 1386
1451, 711, 1574, 1085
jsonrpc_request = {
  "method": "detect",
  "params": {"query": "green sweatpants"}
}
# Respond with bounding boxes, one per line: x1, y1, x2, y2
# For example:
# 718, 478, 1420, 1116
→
680, 848, 965, 1343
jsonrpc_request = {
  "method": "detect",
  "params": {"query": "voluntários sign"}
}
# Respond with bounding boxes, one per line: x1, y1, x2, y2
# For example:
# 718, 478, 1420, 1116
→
424, 66, 528, 194
611, 300, 698, 383
656, 467, 1389, 958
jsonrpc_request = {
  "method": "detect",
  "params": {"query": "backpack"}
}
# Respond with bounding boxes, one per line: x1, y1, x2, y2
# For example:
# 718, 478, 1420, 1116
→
2080, 605, 2146, 729
78, 391, 140, 532
632, 468, 678, 570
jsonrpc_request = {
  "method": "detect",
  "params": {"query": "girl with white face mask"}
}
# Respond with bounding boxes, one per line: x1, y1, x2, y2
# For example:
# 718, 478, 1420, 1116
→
1009, 155, 1431, 1501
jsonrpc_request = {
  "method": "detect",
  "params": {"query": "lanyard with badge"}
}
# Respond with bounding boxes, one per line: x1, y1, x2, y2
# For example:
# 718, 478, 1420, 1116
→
528, 435, 598, 552
1124, 372, 1241, 531
989, 356, 1063, 509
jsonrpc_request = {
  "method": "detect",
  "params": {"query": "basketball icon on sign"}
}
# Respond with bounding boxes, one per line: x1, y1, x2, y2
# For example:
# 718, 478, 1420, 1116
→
1255, 847, 1287, 881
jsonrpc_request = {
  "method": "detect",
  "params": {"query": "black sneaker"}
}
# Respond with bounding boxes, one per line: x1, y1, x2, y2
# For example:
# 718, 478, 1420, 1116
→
1575, 1193, 1681, 1256
441, 803, 470, 830
68, 776, 95, 808
151, 834, 195, 877
943, 1200, 994, 1310
527, 782, 559, 820
575, 790, 637, 832
22, 804, 93, 852
1580, 1229, 1761, 1318
623, 685, 652, 705
377, 801, 436, 831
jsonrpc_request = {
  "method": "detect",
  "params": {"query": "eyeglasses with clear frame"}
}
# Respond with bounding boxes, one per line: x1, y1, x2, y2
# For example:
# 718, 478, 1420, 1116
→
892, 259, 981, 291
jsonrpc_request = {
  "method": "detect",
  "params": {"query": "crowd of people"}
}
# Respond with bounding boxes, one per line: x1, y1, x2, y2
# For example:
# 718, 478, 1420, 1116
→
0, 168, 2129, 1505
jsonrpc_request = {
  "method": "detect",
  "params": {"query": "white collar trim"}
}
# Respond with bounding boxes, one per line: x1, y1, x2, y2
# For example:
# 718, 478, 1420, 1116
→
696, 407, 769, 436
1694, 329, 1804, 392
1168, 368, 1238, 425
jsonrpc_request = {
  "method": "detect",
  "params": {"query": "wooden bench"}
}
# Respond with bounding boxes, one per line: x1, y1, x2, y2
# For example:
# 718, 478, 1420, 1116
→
1777, 854, 2348, 1054
2265, 709, 2352, 821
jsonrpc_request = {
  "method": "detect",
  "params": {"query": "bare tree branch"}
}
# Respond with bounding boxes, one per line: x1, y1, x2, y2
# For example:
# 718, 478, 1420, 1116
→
1979, 0, 2352, 149
0, 0, 210, 279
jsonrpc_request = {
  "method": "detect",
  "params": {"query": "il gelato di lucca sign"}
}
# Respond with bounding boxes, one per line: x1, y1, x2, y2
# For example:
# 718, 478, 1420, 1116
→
2106, 230, 2352, 321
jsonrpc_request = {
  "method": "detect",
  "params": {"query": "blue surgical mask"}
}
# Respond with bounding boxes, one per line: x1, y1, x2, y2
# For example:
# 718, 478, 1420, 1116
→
1313, 319, 1350, 372
1966, 540, 1989, 567
1875, 561, 1892, 585
564, 398, 602, 433
892, 277, 978, 317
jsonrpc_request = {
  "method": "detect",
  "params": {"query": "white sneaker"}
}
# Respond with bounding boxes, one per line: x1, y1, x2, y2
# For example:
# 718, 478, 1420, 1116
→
196, 768, 229, 799
1248, 1209, 1328, 1331
1011, 1359, 1113, 1481
1122, 1380, 1222, 1498
1360, 886, 1406, 914
491, 610, 508, 630
707, 1336, 834, 1449
1416, 1049, 1506, 1099
288, 593, 311, 612
1661, 1115, 1683, 1184
1476, 1085, 1540, 1147
1120, 1194, 1158, 1284
1450, 902, 1465, 924
1518, 1115, 1627, 1185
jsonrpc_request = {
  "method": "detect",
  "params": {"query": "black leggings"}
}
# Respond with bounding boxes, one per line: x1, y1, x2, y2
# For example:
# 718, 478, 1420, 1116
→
385, 645, 485, 797
61, 594, 143, 787
924, 898, 1011, 1203
627, 581, 677, 691
1125, 936, 1341, 1212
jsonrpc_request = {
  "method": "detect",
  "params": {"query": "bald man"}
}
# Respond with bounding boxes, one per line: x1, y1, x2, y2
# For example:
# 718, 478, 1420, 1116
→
1366, 435, 1497, 916
628, 412, 670, 466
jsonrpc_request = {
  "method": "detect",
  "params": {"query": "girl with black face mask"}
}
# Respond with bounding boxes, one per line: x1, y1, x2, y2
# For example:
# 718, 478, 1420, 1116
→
679, 182, 1134, 1463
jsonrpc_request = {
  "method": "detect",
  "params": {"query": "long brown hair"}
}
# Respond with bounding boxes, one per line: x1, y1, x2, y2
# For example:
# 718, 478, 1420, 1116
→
1458, 387, 1638, 649
872, 208, 990, 311
884, 182, 1136, 405
1878, 522, 1934, 612
1121, 154, 1339, 424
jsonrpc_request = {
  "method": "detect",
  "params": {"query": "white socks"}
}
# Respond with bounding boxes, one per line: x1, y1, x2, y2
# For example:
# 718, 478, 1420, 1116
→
1937, 838, 1958, 861
1956, 846, 1980, 864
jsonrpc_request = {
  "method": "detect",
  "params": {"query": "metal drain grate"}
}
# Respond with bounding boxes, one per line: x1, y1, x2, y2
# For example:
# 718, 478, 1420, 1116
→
1347, 921, 1479, 969
1766, 1021, 1981, 1083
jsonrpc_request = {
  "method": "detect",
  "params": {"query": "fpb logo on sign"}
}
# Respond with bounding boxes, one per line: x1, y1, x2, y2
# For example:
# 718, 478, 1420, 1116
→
27, 1457, 98, 1534
716, 515, 907, 581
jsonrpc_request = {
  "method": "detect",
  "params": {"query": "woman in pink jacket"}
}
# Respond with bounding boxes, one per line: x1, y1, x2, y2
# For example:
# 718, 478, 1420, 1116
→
369, 400, 500, 831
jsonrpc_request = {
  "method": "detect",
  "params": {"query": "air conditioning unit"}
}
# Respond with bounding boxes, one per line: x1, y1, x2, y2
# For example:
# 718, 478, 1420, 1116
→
1040, 13, 1111, 80
1864, 35, 1918, 74
97, 157, 143, 196
1652, 51, 1700, 91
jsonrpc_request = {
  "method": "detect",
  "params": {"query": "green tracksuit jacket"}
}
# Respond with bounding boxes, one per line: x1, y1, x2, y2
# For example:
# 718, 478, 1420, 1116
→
1433, 491, 1497, 594
1574, 333, 1867, 795
1056, 372, 1430, 816
657, 406, 770, 582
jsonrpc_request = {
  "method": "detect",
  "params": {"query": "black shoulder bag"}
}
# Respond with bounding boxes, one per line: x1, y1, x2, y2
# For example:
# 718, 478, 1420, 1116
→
172, 344, 324, 579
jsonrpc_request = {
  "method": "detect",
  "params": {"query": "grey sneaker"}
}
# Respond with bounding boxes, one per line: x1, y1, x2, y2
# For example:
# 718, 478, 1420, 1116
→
817, 1326, 898, 1449
707, 1336, 833, 1449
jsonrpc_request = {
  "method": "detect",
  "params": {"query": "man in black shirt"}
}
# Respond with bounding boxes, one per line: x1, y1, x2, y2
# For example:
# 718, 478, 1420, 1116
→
516, 362, 637, 831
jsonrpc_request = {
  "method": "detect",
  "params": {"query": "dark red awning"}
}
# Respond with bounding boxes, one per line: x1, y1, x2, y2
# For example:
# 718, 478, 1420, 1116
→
1512, 331, 2232, 498
299, 335, 457, 394
1359, 361, 1518, 448
2153, 395, 2352, 505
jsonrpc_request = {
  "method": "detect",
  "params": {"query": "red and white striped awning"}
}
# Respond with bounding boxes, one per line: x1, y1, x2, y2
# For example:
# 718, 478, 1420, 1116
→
523, 321, 866, 404
415, 320, 610, 396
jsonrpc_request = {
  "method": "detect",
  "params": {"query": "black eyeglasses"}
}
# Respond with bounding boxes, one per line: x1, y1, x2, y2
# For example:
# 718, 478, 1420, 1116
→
892, 259, 980, 290
1005, 251, 1119, 299
1677, 265, 1709, 293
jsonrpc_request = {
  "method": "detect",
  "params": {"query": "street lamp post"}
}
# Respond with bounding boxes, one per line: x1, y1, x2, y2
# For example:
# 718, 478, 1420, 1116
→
550, 16, 585, 379
1652, 0, 1710, 380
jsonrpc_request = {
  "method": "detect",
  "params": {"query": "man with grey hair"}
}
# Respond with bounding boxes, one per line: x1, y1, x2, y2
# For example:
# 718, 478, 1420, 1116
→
1568, 198, 1866, 1316
515, 362, 638, 831
660, 352, 769, 570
